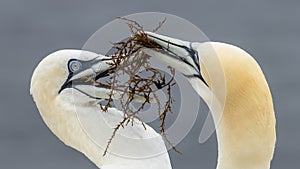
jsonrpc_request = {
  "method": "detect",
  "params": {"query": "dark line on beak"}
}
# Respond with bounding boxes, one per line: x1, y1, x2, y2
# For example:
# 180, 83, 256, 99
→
73, 86, 103, 100
183, 74, 209, 87
58, 73, 73, 94
147, 34, 208, 86
147, 34, 187, 49
94, 66, 116, 81
147, 34, 200, 72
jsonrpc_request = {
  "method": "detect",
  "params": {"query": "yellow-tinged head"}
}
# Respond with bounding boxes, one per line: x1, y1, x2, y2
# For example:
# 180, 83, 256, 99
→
141, 32, 276, 169
199, 42, 276, 169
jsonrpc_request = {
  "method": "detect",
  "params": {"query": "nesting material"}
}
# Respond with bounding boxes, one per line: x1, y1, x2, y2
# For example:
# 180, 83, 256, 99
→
94, 17, 180, 156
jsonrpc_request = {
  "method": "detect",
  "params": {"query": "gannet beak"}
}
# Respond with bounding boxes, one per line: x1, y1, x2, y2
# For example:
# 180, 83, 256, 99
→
141, 31, 208, 86
58, 55, 149, 102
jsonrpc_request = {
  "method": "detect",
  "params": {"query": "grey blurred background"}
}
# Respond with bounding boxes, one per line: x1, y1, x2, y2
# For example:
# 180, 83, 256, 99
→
0, 0, 299, 168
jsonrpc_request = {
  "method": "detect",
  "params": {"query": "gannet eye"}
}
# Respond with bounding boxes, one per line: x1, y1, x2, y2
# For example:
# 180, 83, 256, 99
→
68, 60, 82, 72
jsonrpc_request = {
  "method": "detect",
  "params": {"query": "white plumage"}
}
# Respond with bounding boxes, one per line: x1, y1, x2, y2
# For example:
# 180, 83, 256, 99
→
31, 31, 276, 169
30, 50, 172, 169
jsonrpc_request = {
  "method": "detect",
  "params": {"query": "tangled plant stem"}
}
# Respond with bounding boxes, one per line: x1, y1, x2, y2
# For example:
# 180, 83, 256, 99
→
96, 17, 180, 156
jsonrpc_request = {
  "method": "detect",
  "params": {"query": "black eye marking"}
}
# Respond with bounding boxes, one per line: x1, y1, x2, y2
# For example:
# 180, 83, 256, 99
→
68, 59, 82, 73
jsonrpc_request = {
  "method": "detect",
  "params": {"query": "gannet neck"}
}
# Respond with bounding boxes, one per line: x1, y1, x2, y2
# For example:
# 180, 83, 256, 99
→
195, 42, 276, 169
30, 50, 172, 169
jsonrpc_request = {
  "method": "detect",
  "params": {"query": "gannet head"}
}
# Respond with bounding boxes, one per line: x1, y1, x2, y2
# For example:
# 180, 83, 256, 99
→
30, 49, 122, 153
140, 32, 276, 169
31, 50, 147, 103
30, 49, 172, 169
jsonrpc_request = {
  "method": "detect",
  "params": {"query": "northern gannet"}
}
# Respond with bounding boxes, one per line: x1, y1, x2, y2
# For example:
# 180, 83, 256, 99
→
30, 50, 172, 169
140, 32, 277, 169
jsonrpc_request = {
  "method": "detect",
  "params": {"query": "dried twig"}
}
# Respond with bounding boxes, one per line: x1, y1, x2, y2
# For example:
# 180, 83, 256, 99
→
92, 17, 180, 156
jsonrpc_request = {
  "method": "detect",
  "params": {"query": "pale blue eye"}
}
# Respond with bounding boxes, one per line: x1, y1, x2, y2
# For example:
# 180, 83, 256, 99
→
69, 60, 82, 72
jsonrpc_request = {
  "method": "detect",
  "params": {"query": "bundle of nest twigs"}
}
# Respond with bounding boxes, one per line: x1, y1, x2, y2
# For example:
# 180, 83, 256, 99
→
95, 17, 180, 156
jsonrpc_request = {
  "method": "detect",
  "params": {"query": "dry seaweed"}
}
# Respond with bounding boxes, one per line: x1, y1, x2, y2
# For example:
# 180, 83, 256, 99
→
94, 17, 180, 156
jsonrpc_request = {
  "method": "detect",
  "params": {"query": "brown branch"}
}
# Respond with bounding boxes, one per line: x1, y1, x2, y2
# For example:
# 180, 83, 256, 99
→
90, 17, 180, 156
